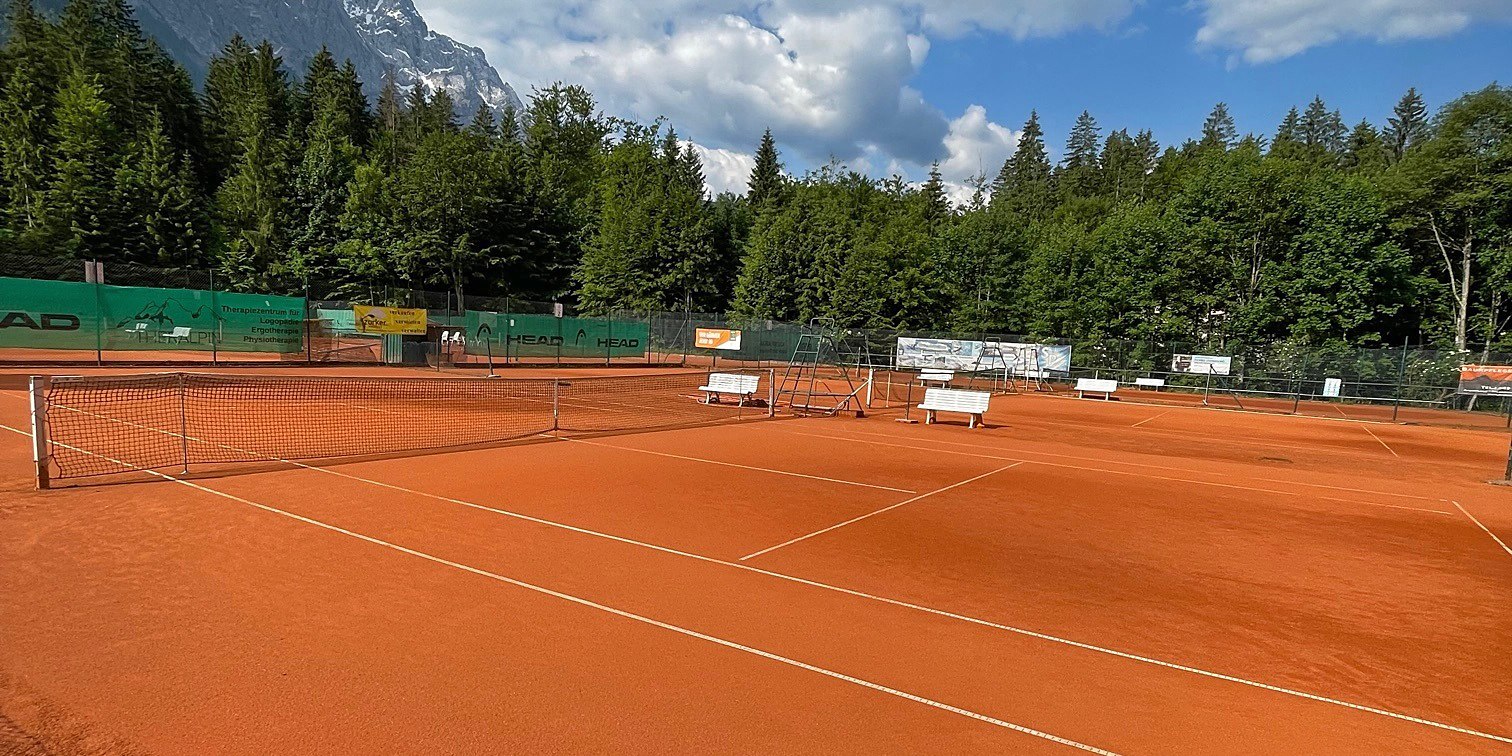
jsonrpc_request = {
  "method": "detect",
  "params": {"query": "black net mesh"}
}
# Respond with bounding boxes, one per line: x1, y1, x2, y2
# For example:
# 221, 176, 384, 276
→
43, 371, 767, 480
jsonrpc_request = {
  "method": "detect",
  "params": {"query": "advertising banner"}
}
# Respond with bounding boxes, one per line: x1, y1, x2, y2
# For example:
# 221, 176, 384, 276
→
895, 337, 1071, 376
353, 305, 428, 335
1458, 365, 1512, 395
1171, 354, 1233, 375
695, 328, 743, 351
0, 277, 304, 353
464, 311, 648, 358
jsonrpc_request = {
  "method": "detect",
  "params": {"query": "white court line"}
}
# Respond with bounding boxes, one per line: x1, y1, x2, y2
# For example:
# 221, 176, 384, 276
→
1451, 500, 1512, 558
740, 463, 1023, 561
558, 436, 915, 494
1130, 410, 1171, 428
799, 425, 1443, 503
1360, 425, 1400, 458
7, 420, 1509, 745
0, 424, 1114, 755
777, 428, 1455, 517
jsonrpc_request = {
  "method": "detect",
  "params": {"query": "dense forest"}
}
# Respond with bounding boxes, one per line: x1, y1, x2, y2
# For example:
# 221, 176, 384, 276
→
1, 0, 1509, 354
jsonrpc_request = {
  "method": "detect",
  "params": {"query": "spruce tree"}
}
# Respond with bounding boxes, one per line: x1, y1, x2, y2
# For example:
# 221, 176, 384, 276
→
747, 128, 784, 207
0, 56, 51, 239
920, 162, 950, 224
1383, 87, 1430, 161
467, 103, 498, 140
112, 111, 204, 265
1271, 107, 1304, 159
38, 64, 115, 259
991, 110, 1053, 215
1341, 119, 1389, 172
1199, 102, 1237, 151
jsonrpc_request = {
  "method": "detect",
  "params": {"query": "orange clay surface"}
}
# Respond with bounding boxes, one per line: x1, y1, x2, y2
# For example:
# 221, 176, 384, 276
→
1, 367, 1510, 755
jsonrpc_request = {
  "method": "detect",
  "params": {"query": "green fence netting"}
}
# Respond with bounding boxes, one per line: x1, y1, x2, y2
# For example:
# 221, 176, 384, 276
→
0, 277, 305, 354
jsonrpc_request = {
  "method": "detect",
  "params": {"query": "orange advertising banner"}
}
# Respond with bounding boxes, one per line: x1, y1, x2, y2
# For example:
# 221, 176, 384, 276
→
1458, 365, 1512, 395
695, 328, 742, 351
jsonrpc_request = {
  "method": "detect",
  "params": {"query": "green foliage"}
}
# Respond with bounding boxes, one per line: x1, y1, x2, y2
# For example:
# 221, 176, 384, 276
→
1, 0, 1509, 360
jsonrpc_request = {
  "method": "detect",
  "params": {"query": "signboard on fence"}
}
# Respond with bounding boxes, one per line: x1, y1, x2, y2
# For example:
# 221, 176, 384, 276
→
463, 310, 648, 358
0, 277, 304, 353
353, 305, 427, 335
1323, 378, 1343, 398
1458, 365, 1512, 395
695, 328, 743, 351
895, 337, 1071, 376
1171, 354, 1233, 375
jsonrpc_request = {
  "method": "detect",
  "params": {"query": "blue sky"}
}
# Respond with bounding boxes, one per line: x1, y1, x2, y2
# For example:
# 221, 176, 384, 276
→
416, 0, 1512, 195
917, 6, 1512, 161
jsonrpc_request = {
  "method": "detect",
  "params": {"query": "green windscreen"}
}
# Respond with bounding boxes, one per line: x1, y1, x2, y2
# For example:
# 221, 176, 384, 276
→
464, 311, 648, 358
0, 277, 305, 353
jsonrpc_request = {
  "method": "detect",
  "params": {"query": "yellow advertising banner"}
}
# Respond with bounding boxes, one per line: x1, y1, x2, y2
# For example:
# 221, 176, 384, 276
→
353, 305, 428, 335
695, 328, 743, 351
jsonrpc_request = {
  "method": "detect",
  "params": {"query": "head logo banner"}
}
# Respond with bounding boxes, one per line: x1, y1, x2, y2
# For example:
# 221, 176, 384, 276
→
695, 328, 743, 351
1458, 365, 1512, 395
353, 305, 427, 335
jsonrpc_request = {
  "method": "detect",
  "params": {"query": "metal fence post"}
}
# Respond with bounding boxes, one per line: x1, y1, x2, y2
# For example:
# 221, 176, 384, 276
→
29, 376, 50, 490
1392, 340, 1408, 422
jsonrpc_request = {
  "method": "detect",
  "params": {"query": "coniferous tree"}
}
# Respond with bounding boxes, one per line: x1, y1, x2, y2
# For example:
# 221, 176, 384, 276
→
1271, 107, 1304, 160
747, 128, 784, 207
1200, 102, 1238, 151
991, 110, 1054, 216
111, 110, 204, 265
37, 64, 115, 259
1060, 110, 1102, 197
0, 56, 51, 242
1383, 87, 1430, 161
467, 103, 498, 140
1341, 119, 1390, 173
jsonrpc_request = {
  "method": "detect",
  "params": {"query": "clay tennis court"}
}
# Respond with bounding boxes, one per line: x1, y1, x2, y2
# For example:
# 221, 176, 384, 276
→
1, 366, 1509, 754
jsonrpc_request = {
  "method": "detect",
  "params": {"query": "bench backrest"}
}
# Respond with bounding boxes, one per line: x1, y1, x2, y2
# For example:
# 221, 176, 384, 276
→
708, 372, 760, 393
919, 369, 954, 382
165, 326, 191, 337
920, 388, 991, 413
1133, 377, 1166, 388
1075, 378, 1119, 394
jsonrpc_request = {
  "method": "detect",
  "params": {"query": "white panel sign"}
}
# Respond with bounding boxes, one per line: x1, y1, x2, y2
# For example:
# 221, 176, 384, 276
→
1322, 378, 1343, 398
1171, 354, 1233, 375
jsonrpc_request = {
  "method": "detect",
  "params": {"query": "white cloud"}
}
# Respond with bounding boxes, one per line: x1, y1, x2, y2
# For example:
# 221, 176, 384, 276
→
1194, 0, 1512, 63
411, 0, 1123, 180
688, 142, 756, 196
936, 105, 1020, 206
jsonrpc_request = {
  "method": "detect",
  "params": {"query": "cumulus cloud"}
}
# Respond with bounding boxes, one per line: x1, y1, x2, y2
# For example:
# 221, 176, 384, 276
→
1194, 0, 1512, 63
688, 142, 757, 197
410, 0, 1124, 190
935, 105, 1021, 205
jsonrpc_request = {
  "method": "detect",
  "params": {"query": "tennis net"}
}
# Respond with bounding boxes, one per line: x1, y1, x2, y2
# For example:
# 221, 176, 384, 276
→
31, 370, 774, 485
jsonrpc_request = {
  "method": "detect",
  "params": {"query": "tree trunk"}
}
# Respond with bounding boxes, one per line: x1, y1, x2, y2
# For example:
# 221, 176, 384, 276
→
1456, 238, 1472, 352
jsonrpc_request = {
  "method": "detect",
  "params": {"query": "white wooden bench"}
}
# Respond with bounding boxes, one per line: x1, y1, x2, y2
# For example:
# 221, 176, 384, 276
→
699, 372, 761, 405
1133, 377, 1166, 390
160, 326, 191, 343
1075, 378, 1119, 400
918, 369, 954, 386
918, 388, 991, 429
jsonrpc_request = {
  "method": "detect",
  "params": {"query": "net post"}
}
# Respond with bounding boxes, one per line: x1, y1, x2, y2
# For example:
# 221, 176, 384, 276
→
552, 378, 561, 431
866, 368, 875, 408
29, 376, 50, 490
178, 373, 189, 474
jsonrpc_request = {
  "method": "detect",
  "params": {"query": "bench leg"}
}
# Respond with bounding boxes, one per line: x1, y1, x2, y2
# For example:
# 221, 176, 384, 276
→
969, 413, 979, 429
925, 410, 936, 425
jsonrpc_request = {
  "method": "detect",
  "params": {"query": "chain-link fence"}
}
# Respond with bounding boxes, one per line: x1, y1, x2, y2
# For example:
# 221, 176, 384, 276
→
2, 254, 1508, 428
